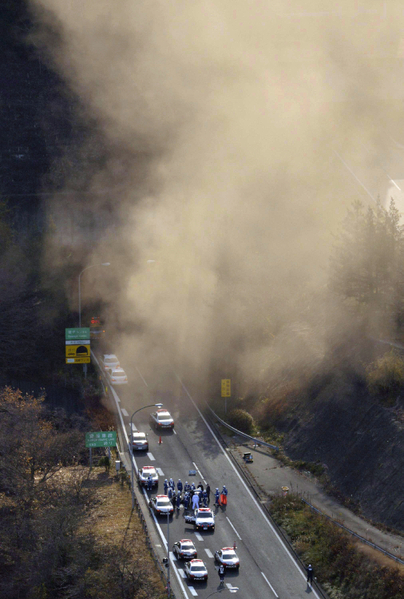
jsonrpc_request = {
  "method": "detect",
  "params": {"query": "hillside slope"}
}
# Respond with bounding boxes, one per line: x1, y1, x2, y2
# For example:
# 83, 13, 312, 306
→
283, 370, 404, 531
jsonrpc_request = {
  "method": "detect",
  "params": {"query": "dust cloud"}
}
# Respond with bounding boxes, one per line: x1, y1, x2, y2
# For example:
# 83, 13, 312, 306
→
29, 1, 404, 393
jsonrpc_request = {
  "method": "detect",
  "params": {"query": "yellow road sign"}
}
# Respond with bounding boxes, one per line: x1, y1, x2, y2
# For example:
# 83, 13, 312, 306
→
221, 379, 231, 397
65, 344, 91, 361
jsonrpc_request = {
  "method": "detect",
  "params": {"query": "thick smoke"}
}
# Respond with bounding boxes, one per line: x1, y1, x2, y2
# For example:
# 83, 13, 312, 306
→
29, 1, 404, 391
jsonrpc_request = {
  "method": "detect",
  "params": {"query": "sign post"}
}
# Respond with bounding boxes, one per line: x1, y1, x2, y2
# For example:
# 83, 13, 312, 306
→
221, 379, 231, 414
85, 431, 117, 471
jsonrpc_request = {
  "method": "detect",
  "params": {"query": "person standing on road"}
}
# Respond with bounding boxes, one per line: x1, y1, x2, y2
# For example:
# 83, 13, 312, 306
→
164, 479, 168, 494
218, 564, 225, 585
176, 491, 181, 510
184, 481, 190, 493
220, 485, 228, 506
307, 564, 314, 585
214, 488, 220, 506
177, 479, 183, 493
192, 492, 200, 510
147, 475, 153, 491
169, 477, 175, 489
197, 481, 204, 491
168, 487, 173, 500
202, 489, 208, 507
205, 483, 211, 504
183, 492, 190, 511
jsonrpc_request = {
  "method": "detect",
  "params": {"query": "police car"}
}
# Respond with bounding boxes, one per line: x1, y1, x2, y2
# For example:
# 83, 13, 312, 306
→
138, 465, 158, 487
149, 408, 174, 429
149, 495, 174, 516
172, 539, 197, 560
185, 507, 215, 531
184, 559, 208, 581
214, 547, 240, 569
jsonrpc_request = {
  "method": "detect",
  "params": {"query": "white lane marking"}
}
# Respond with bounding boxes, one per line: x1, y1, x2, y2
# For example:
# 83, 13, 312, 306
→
204, 548, 213, 558
121, 408, 129, 417
130, 423, 137, 431
147, 452, 155, 461
333, 150, 376, 202
194, 532, 203, 541
156, 467, 165, 476
93, 352, 190, 599
192, 462, 206, 484
178, 568, 186, 579
188, 587, 198, 597
174, 372, 322, 599
262, 571, 279, 597
135, 365, 148, 387
173, 429, 177, 434
226, 517, 242, 540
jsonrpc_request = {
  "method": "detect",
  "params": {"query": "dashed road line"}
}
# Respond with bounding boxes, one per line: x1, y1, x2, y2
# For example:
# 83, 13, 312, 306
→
156, 467, 165, 477
194, 532, 203, 542
204, 548, 213, 558
226, 517, 242, 540
147, 452, 155, 461
121, 408, 129, 417
178, 568, 186, 579
188, 587, 198, 597
262, 571, 279, 597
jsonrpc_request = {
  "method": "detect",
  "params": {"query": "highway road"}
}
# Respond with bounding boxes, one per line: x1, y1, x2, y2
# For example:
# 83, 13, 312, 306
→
94, 350, 321, 599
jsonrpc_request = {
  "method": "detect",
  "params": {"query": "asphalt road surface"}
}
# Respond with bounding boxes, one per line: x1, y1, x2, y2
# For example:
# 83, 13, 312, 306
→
94, 349, 322, 599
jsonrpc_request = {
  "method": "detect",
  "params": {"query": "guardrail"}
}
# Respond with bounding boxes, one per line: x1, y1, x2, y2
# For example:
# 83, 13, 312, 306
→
303, 500, 404, 566
91, 351, 175, 597
205, 403, 279, 451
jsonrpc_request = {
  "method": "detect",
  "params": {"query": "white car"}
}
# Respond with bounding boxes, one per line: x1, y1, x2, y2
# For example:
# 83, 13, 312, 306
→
185, 507, 215, 531
138, 465, 158, 487
102, 354, 120, 370
184, 559, 208, 582
149, 408, 174, 430
173, 539, 198, 560
107, 367, 128, 385
214, 547, 240, 569
149, 495, 174, 516
131, 431, 148, 451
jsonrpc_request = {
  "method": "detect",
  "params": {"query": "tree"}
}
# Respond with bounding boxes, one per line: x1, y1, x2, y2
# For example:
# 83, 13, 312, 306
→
330, 198, 404, 335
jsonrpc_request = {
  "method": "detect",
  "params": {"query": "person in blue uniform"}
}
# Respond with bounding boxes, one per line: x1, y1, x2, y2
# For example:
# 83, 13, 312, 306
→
147, 475, 153, 491
215, 488, 220, 506
176, 491, 181, 510
177, 479, 183, 493
164, 479, 168, 494
183, 492, 190, 510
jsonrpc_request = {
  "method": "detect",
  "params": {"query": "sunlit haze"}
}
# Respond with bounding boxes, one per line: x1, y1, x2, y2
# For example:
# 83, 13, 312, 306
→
29, 1, 404, 398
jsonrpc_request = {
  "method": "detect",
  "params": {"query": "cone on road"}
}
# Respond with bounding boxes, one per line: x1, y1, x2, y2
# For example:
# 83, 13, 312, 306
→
159, 436, 162, 444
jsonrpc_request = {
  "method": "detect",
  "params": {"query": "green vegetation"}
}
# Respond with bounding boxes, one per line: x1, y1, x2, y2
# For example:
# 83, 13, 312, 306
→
366, 351, 404, 405
228, 408, 255, 434
270, 494, 404, 599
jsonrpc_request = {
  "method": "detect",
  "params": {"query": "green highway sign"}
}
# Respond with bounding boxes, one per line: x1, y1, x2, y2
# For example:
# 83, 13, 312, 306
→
66, 327, 90, 340
85, 431, 117, 448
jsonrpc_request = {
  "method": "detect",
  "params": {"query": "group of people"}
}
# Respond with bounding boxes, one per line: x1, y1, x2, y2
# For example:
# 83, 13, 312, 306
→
161, 478, 228, 511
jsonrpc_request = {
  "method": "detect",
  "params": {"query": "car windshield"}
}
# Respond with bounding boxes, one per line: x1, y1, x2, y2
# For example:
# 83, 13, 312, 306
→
133, 434, 146, 440
197, 513, 212, 519
105, 357, 117, 364
156, 499, 170, 506
143, 469, 156, 476
222, 553, 235, 559
191, 566, 205, 572
113, 369, 125, 375
182, 544, 194, 550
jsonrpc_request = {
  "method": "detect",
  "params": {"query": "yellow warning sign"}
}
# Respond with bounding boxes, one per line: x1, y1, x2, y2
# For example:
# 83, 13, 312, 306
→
221, 379, 231, 398
65, 344, 91, 359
